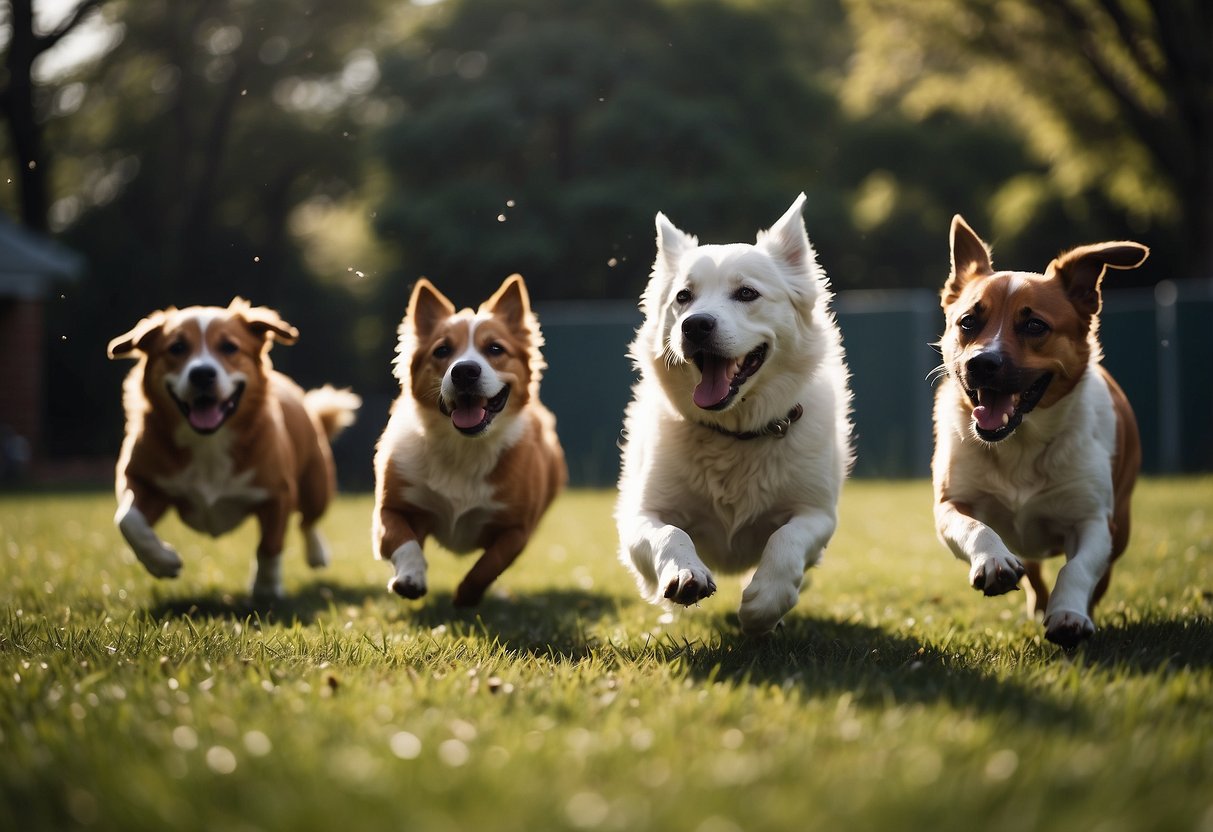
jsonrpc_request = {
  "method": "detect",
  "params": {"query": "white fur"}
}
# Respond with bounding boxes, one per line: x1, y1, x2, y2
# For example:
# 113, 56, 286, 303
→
933, 356, 1119, 640
616, 194, 853, 633
153, 427, 269, 537
440, 316, 509, 404
115, 492, 183, 578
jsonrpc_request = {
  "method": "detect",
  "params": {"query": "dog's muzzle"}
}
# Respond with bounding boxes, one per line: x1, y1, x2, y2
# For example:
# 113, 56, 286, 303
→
961, 351, 1052, 442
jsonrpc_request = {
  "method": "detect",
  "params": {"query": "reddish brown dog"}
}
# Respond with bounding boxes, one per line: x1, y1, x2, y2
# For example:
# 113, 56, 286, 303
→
109, 298, 360, 598
373, 275, 566, 606
933, 217, 1146, 647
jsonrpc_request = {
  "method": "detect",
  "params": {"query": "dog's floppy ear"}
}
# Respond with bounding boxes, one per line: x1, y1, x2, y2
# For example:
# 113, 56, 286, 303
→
407, 278, 457, 339
481, 273, 531, 329
943, 215, 994, 307
1046, 241, 1149, 318
107, 309, 171, 359
759, 192, 810, 269
230, 297, 299, 345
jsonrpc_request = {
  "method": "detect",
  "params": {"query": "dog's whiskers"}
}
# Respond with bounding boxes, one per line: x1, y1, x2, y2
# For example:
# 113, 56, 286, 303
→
926, 364, 949, 386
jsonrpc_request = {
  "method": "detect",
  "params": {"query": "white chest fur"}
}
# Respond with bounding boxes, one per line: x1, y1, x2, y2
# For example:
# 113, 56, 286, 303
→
155, 430, 269, 537
385, 407, 522, 554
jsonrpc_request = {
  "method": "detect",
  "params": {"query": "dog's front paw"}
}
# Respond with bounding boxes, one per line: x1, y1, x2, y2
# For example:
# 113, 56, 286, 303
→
388, 573, 427, 600
1044, 609, 1095, 649
738, 579, 799, 635
135, 543, 183, 579
660, 566, 717, 606
970, 553, 1024, 596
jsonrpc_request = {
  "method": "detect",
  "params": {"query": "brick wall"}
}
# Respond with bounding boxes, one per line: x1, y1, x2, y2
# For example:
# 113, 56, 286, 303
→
0, 299, 45, 458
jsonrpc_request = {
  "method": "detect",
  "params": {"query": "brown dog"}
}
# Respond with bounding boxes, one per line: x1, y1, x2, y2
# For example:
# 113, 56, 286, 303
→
108, 298, 360, 599
373, 275, 566, 606
932, 217, 1146, 647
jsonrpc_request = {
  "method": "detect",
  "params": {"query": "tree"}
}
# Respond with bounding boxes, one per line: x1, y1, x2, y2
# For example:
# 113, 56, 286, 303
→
372, 0, 846, 304
37, 0, 402, 456
0, 0, 105, 231
843, 0, 1213, 281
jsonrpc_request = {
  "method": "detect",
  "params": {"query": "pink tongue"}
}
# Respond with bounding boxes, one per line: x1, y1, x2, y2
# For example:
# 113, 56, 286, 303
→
189, 402, 225, 431
973, 393, 1015, 432
693, 354, 734, 409
452, 404, 487, 430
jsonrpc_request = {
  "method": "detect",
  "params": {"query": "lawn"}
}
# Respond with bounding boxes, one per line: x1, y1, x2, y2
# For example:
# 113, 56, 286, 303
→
2, 479, 1211, 832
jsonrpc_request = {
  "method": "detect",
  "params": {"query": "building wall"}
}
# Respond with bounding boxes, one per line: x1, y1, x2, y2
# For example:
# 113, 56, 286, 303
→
0, 299, 45, 472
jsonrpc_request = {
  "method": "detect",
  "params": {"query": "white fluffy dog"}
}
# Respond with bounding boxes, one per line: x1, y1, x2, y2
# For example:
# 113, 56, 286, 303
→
615, 193, 853, 633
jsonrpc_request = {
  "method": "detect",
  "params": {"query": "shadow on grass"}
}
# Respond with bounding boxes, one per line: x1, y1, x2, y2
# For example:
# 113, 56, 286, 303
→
144, 581, 383, 625
144, 582, 620, 657
614, 613, 1080, 725
1081, 614, 1213, 672
390, 587, 622, 659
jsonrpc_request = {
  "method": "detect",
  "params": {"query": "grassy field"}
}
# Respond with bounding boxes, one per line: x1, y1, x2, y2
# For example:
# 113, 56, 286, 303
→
2, 479, 1211, 832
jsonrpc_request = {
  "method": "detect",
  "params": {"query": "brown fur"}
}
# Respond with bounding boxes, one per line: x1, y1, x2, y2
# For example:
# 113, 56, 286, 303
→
373, 275, 566, 606
109, 297, 359, 590
933, 216, 1146, 646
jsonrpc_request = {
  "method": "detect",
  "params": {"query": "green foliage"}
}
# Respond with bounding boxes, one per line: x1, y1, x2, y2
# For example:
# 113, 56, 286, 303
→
2, 480, 1212, 831
373, 0, 846, 305
842, 0, 1210, 279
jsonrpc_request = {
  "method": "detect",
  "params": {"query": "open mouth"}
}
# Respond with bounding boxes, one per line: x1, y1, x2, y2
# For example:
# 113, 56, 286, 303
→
438, 386, 510, 436
169, 382, 245, 435
965, 372, 1053, 442
691, 344, 768, 411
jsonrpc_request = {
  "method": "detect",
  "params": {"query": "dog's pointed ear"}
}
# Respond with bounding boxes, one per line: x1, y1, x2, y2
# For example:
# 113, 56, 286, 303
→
1046, 241, 1149, 317
231, 297, 298, 345
108, 310, 172, 359
943, 215, 994, 307
407, 278, 457, 338
481, 273, 531, 329
760, 192, 810, 269
655, 211, 695, 278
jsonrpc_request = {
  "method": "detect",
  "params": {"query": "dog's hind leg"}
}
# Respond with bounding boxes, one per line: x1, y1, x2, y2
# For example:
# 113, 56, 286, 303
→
1023, 561, 1049, 620
453, 527, 529, 607
302, 524, 331, 569
251, 496, 291, 601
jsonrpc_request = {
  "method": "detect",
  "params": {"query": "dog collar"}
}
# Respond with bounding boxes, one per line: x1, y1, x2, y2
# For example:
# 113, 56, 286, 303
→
698, 404, 803, 441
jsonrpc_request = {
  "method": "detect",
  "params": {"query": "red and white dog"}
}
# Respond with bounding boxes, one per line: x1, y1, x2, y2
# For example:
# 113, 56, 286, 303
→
108, 298, 360, 599
373, 274, 566, 606
933, 217, 1146, 647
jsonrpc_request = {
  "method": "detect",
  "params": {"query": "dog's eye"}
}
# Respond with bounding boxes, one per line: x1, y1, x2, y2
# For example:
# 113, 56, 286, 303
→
218, 340, 240, 356
1024, 318, 1050, 337
167, 340, 189, 357
486, 342, 506, 357
433, 343, 452, 359
958, 314, 979, 332
675, 289, 693, 305
733, 286, 760, 302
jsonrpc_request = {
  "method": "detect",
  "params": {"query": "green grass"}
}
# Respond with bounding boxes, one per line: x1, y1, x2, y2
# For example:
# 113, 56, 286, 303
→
2, 479, 1212, 832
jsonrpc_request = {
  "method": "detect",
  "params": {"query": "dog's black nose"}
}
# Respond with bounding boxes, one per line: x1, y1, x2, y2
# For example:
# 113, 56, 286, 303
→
450, 361, 481, 388
966, 351, 1004, 383
681, 314, 717, 346
188, 365, 217, 388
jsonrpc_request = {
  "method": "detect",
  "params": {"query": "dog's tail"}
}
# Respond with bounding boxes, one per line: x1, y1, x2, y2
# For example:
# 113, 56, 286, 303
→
304, 385, 361, 441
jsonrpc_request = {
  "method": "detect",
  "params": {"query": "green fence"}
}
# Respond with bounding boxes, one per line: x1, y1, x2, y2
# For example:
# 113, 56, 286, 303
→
333, 283, 1213, 489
